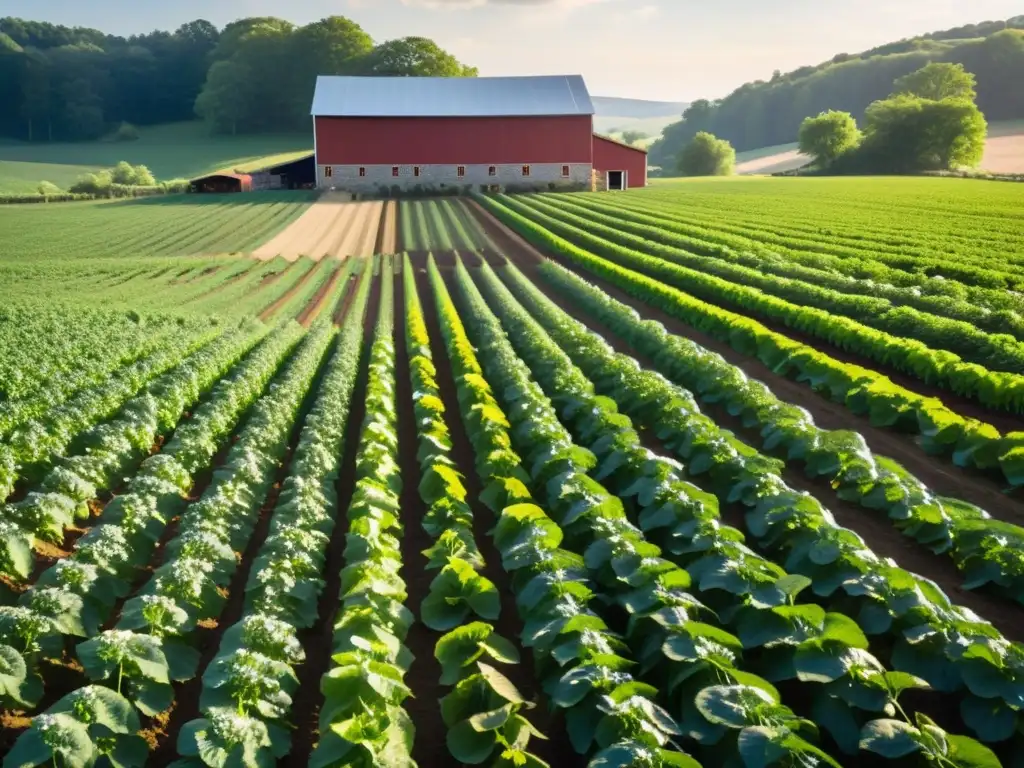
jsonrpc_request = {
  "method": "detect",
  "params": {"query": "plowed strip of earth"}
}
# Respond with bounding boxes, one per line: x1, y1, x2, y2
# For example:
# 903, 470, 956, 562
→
297, 263, 344, 326
252, 192, 352, 261
331, 201, 383, 259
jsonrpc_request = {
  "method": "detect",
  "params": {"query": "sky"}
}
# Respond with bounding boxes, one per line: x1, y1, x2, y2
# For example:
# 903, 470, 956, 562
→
5, 0, 1021, 101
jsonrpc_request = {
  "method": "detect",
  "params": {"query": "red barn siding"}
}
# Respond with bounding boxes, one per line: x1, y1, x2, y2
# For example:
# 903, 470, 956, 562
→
593, 135, 647, 189
315, 115, 593, 165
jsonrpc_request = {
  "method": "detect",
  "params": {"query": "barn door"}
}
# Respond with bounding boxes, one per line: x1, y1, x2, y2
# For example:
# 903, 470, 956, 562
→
607, 171, 626, 191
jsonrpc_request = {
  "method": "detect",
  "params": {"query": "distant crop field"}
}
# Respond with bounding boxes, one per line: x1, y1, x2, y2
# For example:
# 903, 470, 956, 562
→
0, 191, 315, 259
0, 121, 310, 193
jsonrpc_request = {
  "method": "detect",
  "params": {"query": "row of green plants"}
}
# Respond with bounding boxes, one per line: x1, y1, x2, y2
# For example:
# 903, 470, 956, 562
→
468, 256, 1002, 764
474, 194, 1024, 488
3, 321, 334, 768
629, 186, 1024, 294
518, 257, 1024, 601
499, 193, 1024, 413
428, 254, 696, 767
0, 308, 206, 439
595, 190, 1024, 297
0, 322, 303, 715
538, 192, 1024, 344
308, 256, 419, 767
1, 322, 223, 500
0, 320, 270, 582
179, 260, 374, 767
481, 255, 1023, 750
404, 254, 549, 765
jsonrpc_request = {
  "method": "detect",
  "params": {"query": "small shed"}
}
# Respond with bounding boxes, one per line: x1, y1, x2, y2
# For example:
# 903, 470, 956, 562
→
190, 173, 253, 194
592, 134, 648, 190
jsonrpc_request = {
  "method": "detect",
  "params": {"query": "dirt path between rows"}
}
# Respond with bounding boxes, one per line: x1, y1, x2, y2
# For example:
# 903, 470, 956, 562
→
464, 200, 1024, 640
297, 263, 344, 327
464, 200, 1024, 522
258, 263, 320, 322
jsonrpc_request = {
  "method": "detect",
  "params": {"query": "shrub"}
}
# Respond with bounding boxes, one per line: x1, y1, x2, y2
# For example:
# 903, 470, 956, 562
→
111, 122, 141, 142
110, 161, 156, 187
677, 132, 736, 176
37, 181, 63, 197
69, 170, 113, 196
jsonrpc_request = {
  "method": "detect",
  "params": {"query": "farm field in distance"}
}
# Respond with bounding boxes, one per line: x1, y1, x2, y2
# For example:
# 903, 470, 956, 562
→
4, 177, 1024, 768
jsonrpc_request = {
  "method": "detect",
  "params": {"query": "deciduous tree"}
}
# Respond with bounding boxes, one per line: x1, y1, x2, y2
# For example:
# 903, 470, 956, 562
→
677, 132, 735, 176
798, 110, 862, 166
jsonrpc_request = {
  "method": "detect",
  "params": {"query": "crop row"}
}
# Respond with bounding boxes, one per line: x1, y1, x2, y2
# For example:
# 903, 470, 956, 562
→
1, 319, 270, 580
537, 192, 1024, 346
427, 254, 696, 766
630, 186, 1024, 292
179, 259, 374, 766
515, 257, 1024, 602
0, 322, 225, 501
475, 253, 1023, 749
463, 254, 1006, 763
6, 320, 335, 767
0, 321, 304, 714
403, 254, 551, 765
475, 194, 1024, 489
499, 193, 1024, 415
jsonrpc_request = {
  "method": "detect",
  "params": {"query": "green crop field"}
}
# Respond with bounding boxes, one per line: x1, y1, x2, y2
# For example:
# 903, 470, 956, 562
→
0, 122, 310, 193
4, 177, 1024, 768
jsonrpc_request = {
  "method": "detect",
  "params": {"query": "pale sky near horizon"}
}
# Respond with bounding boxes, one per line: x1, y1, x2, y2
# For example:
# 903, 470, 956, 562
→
6, 1, 1020, 101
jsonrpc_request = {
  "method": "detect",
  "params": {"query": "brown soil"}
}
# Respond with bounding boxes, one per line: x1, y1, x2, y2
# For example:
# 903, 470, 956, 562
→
331, 272, 360, 326
412, 259, 582, 767
467, 201, 1024, 642
258, 262, 321, 322
464, 200, 1024, 524
297, 263, 344, 327
332, 202, 383, 260
287, 270, 379, 766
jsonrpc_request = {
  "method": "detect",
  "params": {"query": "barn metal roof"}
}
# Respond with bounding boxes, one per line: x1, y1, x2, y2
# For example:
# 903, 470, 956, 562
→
310, 75, 595, 118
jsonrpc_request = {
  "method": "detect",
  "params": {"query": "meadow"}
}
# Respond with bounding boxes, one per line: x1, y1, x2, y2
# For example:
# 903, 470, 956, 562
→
2, 178, 1024, 768
0, 122, 311, 193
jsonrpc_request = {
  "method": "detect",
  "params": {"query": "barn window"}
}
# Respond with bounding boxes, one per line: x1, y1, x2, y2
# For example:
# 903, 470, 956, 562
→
561, 165, 570, 178
522, 165, 531, 177
324, 166, 333, 178
392, 166, 399, 177
457, 166, 466, 178
488, 166, 496, 177
414, 166, 420, 177
358, 167, 366, 177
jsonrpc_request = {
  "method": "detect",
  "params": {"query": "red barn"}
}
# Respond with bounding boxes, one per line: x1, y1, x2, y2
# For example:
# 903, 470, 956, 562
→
311, 75, 647, 193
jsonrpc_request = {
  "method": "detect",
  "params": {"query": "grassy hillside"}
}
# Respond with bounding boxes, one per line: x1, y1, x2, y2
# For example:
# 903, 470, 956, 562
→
0, 122, 310, 194
592, 96, 687, 143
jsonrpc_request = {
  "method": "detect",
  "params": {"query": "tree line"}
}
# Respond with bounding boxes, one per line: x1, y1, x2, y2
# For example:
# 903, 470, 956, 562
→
674, 63, 988, 177
0, 16, 477, 142
649, 16, 1024, 172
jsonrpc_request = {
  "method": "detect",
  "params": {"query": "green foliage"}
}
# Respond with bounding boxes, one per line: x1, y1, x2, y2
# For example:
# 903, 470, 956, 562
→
111, 121, 140, 142
361, 36, 478, 77
857, 94, 988, 172
620, 130, 649, 146
894, 61, 978, 101
648, 19, 1024, 168
798, 110, 862, 166
677, 132, 735, 177
35, 180, 61, 196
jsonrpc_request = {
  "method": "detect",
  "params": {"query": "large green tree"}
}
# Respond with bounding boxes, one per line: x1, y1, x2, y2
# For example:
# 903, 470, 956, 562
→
798, 110, 862, 166
859, 94, 987, 171
677, 132, 736, 176
894, 61, 977, 100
